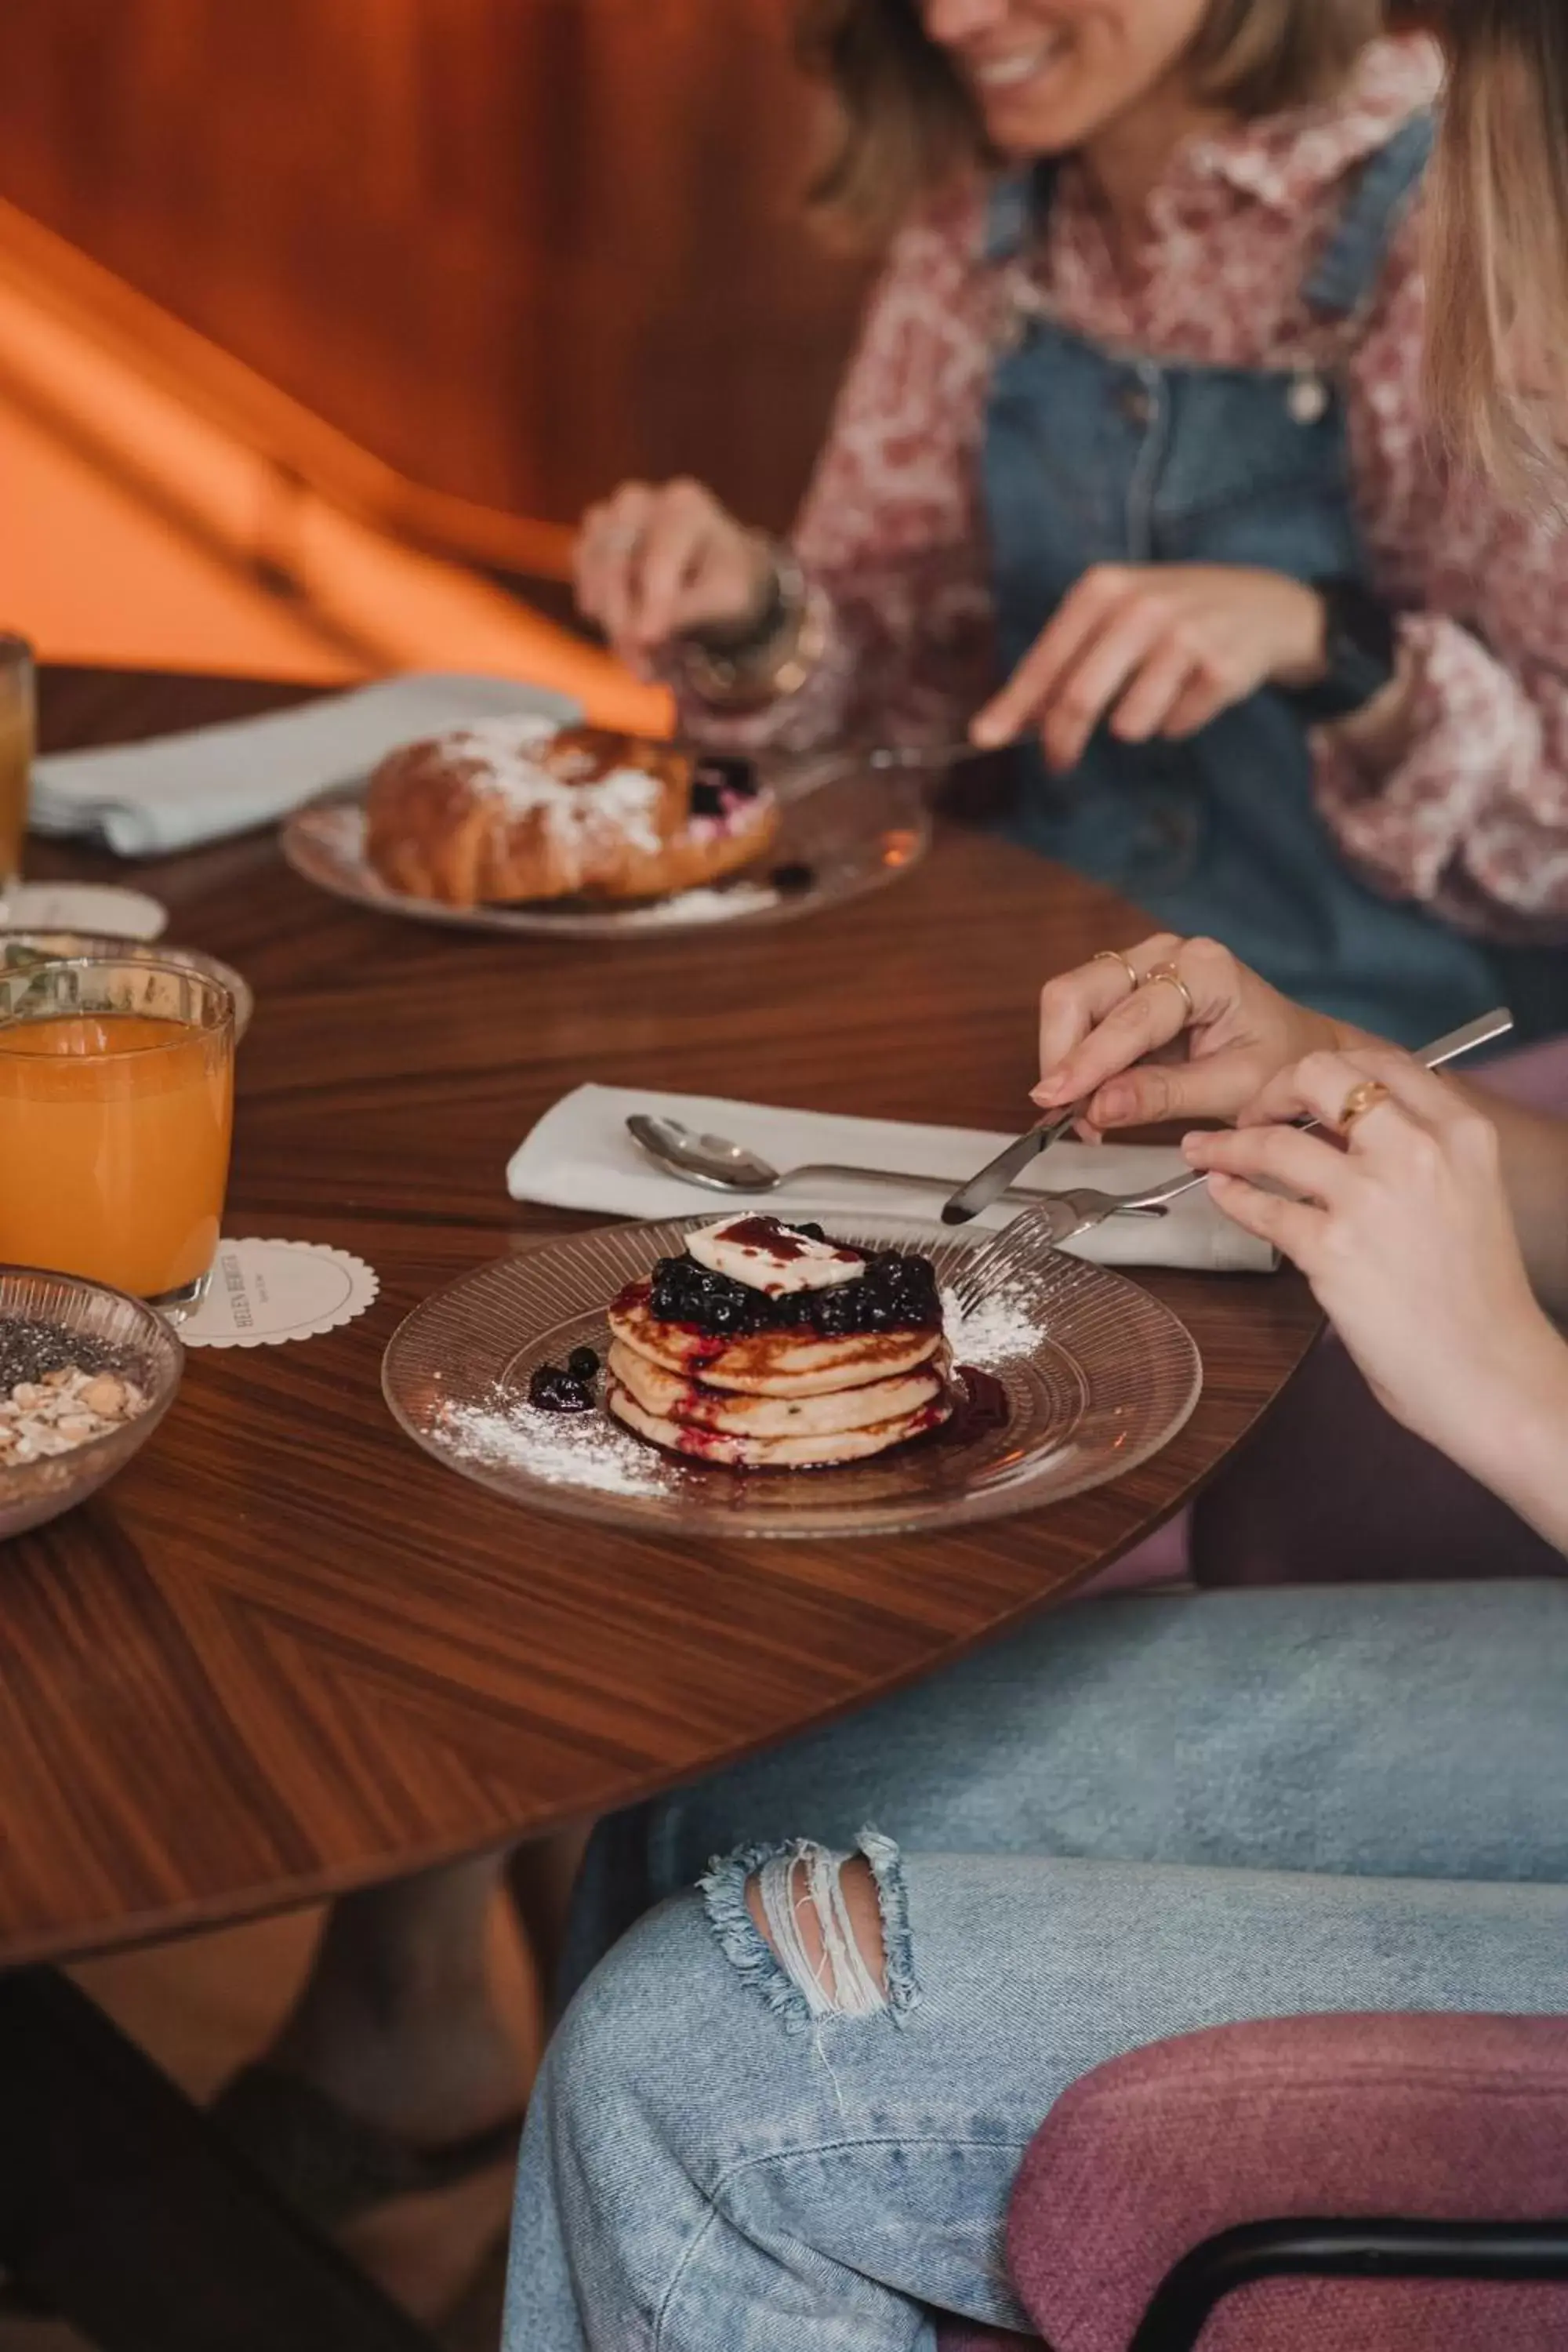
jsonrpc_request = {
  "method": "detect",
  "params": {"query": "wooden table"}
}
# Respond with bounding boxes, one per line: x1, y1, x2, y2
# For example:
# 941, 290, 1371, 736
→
0, 666, 1319, 2348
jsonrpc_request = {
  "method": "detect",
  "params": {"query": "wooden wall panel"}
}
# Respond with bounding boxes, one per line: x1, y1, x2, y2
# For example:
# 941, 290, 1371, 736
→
0, 1, 873, 533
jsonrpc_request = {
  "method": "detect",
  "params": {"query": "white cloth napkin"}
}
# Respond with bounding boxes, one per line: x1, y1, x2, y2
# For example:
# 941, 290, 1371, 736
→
30, 672, 580, 857
508, 1084, 1276, 1272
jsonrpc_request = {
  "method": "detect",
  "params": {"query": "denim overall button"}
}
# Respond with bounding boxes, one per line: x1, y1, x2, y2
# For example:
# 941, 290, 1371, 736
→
1287, 373, 1330, 426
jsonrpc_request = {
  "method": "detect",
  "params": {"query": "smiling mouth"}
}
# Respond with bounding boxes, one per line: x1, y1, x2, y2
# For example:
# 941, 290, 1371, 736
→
969, 31, 1070, 93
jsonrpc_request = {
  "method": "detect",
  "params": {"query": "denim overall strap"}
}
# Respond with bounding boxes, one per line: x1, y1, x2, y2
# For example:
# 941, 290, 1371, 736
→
1303, 111, 1436, 320
981, 163, 1054, 267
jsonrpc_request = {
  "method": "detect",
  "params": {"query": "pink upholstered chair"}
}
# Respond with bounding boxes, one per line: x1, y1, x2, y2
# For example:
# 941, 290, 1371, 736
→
935, 2013, 1568, 2350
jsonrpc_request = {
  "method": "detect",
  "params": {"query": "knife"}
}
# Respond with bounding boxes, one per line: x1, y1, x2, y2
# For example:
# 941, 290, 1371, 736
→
940, 1102, 1084, 1225
942, 1001, 1515, 1236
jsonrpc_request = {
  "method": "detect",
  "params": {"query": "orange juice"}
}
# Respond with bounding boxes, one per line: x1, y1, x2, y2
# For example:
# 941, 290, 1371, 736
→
0, 1011, 234, 1297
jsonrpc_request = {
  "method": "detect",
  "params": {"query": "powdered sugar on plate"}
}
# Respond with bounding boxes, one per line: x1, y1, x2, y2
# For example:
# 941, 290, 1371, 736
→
309, 800, 376, 862
439, 1389, 681, 1498
610, 882, 779, 927
940, 1281, 1047, 1370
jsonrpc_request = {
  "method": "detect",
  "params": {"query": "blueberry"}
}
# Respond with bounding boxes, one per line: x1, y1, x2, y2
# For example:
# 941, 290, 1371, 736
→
797, 1222, 826, 1243
528, 1364, 593, 1413
568, 1346, 601, 1382
814, 1287, 854, 1337
770, 862, 815, 896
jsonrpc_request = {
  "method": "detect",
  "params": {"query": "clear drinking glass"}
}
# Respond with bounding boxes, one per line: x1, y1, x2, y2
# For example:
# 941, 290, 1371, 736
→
0, 634, 34, 920
0, 956, 235, 1320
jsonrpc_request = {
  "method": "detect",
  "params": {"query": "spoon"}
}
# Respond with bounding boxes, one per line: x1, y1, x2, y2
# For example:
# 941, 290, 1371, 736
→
624, 1112, 1138, 1212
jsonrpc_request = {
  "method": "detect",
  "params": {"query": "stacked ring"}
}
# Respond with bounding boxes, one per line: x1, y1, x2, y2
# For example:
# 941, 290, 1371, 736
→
1092, 949, 1141, 992
1338, 1077, 1392, 1133
1142, 962, 1196, 1022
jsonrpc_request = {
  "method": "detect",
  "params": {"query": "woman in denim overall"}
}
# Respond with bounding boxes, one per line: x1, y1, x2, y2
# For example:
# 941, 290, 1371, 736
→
579, 41, 1568, 1047
980, 113, 1519, 1041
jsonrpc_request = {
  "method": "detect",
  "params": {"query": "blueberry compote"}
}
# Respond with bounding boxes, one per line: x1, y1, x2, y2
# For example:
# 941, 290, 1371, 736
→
644, 1241, 941, 1341
944, 1367, 1009, 1441
690, 754, 761, 822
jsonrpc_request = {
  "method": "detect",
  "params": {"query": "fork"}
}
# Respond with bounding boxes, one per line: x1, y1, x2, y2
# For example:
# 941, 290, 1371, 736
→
866, 739, 1020, 772
945, 1171, 1203, 1312
946, 1005, 1513, 1315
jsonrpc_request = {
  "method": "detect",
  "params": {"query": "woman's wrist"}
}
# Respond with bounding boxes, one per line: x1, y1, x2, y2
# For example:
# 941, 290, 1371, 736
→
1272, 580, 1330, 690
1440, 1308, 1568, 1552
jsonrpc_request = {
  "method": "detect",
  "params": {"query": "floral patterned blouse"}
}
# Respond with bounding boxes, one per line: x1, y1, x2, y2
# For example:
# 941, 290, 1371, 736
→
679, 36, 1568, 942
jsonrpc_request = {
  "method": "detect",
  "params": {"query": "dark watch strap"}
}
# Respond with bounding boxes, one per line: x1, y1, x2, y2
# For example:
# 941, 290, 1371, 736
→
1282, 576, 1398, 723
675, 541, 828, 708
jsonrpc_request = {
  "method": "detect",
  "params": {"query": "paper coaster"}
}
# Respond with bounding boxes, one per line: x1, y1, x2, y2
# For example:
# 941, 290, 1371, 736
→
2, 883, 168, 939
180, 1240, 379, 1348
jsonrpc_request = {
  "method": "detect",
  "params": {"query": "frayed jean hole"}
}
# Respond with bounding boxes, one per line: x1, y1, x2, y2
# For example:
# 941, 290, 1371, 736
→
744, 1847, 887, 2020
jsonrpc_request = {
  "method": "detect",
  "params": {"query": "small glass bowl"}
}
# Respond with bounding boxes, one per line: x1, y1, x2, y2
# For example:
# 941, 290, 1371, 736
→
0, 1266, 184, 1541
0, 933, 253, 1040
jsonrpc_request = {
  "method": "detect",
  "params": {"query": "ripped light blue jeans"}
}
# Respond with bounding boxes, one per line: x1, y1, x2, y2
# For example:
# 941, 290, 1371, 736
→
505, 1583, 1568, 2351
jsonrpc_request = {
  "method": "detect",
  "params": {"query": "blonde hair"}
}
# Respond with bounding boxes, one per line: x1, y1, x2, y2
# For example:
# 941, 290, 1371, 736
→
796, 0, 1383, 244
1425, 0, 1568, 484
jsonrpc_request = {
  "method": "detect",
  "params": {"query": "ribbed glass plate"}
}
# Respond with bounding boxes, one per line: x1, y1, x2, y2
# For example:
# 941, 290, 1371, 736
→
282, 763, 928, 939
383, 1218, 1202, 1541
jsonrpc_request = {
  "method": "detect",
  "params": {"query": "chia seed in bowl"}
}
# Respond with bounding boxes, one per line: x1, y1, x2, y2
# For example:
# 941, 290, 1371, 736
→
0, 1316, 139, 1394
0, 1271, 183, 1541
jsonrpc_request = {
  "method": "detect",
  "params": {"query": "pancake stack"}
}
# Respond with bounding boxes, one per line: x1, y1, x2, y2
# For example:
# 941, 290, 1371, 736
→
607, 1215, 953, 1469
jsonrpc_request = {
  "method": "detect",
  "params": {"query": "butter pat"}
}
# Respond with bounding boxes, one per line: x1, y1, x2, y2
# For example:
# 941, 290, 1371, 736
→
686, 1216, 866, 1297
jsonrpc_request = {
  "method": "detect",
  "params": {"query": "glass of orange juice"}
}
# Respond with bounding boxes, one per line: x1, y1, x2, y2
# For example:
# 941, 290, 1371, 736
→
0, 635, 33, 919
0, 956, 235, 1317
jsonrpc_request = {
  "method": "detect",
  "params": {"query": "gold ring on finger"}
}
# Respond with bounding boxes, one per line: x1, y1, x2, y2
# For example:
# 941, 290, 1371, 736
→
1141, 963, 1196, 1023
1338, 1076, 1391, 1134
1092, 949, 1141, 994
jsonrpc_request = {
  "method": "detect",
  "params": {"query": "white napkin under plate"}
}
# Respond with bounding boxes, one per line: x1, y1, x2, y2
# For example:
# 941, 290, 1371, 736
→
30, 672, 580, 857
509, 1084, 1276, 1273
